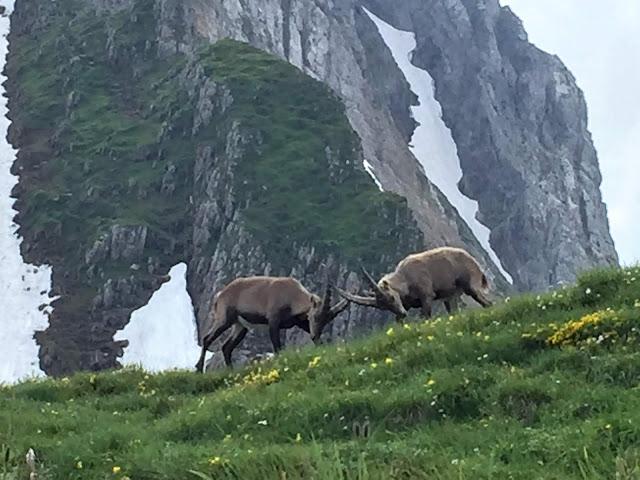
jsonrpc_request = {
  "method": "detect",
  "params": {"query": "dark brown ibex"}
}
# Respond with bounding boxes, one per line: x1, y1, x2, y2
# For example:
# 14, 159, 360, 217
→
195, 277, 348, 372
336, 247, 492, 322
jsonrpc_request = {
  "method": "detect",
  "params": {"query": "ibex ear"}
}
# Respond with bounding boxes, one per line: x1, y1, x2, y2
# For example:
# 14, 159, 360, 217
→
380, 279, 390, 290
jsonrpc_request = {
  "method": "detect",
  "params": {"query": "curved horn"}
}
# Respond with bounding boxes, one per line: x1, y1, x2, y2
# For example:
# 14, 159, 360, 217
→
360, 266, 383, 297
320, 282, 332, 316
335, 287, 380, 308
329, 298, 349, 318
360, 265, 378, 288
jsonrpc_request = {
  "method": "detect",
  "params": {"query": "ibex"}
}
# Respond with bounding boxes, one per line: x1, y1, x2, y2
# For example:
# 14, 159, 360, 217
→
195, 276, 348, 372
336, 247, 493, 322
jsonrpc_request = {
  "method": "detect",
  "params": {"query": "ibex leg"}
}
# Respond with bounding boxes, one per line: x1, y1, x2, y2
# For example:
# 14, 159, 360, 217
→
444, 296, 460, 314
420, 295, 434, 319
268, 307, 292, 354
269, 321, 283, 354
195, 311, 236, 373
222, 324, 248, 367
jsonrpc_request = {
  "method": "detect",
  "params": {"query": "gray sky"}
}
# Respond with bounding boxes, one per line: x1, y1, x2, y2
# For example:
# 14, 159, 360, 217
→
500, 1, 640, 265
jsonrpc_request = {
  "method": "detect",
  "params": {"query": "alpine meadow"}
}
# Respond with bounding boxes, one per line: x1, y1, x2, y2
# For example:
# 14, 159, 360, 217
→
2, 267, 640, 479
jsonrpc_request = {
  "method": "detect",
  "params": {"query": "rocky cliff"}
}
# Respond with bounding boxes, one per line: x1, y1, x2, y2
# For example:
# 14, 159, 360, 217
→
5, 0, 617, 374
364, 0, 618, 290
147, 0, 618, 290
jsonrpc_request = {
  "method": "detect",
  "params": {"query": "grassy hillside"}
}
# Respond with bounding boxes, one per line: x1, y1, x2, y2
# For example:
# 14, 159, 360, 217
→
2, 266, 640, 479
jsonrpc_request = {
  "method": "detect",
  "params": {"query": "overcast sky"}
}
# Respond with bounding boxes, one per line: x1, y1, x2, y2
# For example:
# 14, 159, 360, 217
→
499, 1, 640, 265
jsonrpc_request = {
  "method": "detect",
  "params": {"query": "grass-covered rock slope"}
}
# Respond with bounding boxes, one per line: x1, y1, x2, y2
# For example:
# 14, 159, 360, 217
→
2, 266, 640, 479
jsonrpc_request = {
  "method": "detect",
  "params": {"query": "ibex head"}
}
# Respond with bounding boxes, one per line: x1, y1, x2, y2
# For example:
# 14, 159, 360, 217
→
309, 283, 349, 344
336, 266, 407, 319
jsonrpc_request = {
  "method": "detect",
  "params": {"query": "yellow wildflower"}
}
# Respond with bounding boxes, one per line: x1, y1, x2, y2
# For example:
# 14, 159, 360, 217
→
384, 357, 394, 365
426, 335, 435, 341
386, 327, 395, 337
403, 324, 412, 330
426, 379, 436, 386
370, 362, 378, 369
208, 456, 223, 466
547, 309, 614, 346
112, 466, 122, 474
241, 367, 281, 386
308, 356, 322, 368
76, 461, 83, 470
295, 433, 302, 443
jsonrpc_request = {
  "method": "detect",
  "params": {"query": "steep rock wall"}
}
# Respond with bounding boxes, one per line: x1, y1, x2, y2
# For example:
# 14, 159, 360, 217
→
364, 0, 618, 289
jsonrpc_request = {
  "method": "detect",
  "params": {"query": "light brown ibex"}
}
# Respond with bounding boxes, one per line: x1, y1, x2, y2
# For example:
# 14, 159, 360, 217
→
195, 277, 348, 372
336, 247, 493, 322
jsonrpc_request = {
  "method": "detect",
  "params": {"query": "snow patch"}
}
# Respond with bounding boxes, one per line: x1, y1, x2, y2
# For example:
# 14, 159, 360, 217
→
363, 159, 384, 191
114, 263, 202, 372
363, 8, 513, 284
0, 1, 56, 385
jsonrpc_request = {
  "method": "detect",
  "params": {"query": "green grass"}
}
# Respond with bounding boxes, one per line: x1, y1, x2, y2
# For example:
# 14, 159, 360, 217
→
2, 267, 640, 479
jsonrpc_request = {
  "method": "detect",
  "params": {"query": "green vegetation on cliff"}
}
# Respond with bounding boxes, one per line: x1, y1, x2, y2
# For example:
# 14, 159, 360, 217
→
2, 267, 640, 479
200, 41, 414, 263
11, 0, 419, 276
10, 0, 191, 278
